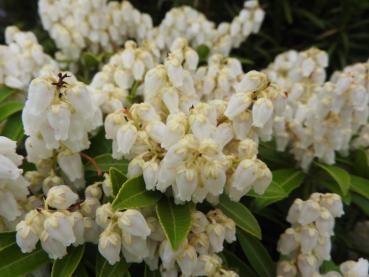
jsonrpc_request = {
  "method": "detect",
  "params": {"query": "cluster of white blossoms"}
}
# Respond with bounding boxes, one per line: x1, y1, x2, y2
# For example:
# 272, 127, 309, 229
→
276, 192, 360, 277
105, 98, 273, 203
0, 26, 58, 90
38, 0, 153, 60
97, 204, 238, 276
265, 48, 369, 170
149, 0, 264, 56
265, 47, 328, 91
16, 185, 101, 259
0, 136, 29, 229
89, 40, 160, 114
38, 0, 264, 61
22, 70, 102, 187
194, 54, 244, 101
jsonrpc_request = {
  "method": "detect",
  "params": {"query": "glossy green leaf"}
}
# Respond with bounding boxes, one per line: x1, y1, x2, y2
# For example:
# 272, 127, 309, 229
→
96, 253, 128, 277
250, 169, 304, 209
317, 163, 351, 196
0, 87, 17, 103
82, 52, 100, 68
353, 149, 369, 178
320, 260, 340, 273
85, 154, 128, 174
218, 194, 261, 239
0, 232, 16, 252
237, 230, 275, 277
52, 245, 85, 277
112, 175, 162, 211
0, 243, 49, 277
1, 112, 24, 142
72, 263, 89, 277
220, 249, 256, 276
352, 193, 369, 217
109, 167, 127, 196
0, 101, 23, 122
350, 175, 369, 200
156, 197, 192, 250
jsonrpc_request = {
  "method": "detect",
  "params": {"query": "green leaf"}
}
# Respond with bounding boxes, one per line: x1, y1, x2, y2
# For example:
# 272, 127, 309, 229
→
85, 154, 128, 174
52, 245, 85, 277
144, 264, 161, 277
352, 193, 369, 217
112, 175, 162, 211
321, 181, 351, 205
96, 253, 128, 277
0, 243, 49, 277
0, 232, 16, 252
353, 149, 369, 179
0, 101, 23, 122
1, 112, 24, 142
218, 194, 261, 239
220, 249, 256, 276
156, 197, 192, 250
251, 169, 305, 209
109, 167, 127, 196
0, 87, 17, 103
72, 263, 89, 277
237, 230, 275, 277
316, 163, 351, 196
320, 260, 340, 273
350, 175, 369, 200
82, 52, 100, 68
196, 44, 210, 62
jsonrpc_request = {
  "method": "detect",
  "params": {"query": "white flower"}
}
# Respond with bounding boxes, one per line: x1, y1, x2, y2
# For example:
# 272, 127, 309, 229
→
46, 185, 78, 210
98, 228, 121, 265
176, 244, 198, 277
16, 221, 39, 253
118, 209, 151, 238
57, 152, 84, 182
43, 212, 76, 247
252, 98, 273, 127
40, 231, 67, 260
340, 258, 369, 277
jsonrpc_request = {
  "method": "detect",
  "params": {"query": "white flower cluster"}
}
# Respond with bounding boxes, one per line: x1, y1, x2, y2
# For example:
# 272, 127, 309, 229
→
277, 193, 346, 277
0, 136, 29, 228
22, 71, 102, 186
194, 54, 243, 101
266, 49, 369, 170
38, 0, 153, 60
0, 26, 58, 90
16, 185, 101, 259
38, 0, 263, 61
96, 203, 151, 264
149, 0, 264, 56
89, 40, 160, 114
105, 99, 272, 203
154, 209, 237, 277
265, 47, 328, 91
96, 205, 237, 277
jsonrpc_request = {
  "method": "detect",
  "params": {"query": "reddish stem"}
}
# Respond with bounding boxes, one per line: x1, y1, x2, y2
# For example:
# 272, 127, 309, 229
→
80, 152, 102, 176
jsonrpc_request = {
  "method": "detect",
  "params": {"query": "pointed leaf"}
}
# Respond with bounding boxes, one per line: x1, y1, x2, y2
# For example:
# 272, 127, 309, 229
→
1, 112, 24, 142
112, 175, 162, 211
0, 87, 17, 103
0, 243, 49, 277
220, 249, 256, 276
237, 230, 275, 277
0, 101, 23, 122
317, 163, 351, 195
252, 169, 305, 209
352, 193, 369, 217
109, 167, 127, 196
0, 232, 16, 252
96, 253, 128, 277
156, 197, 192, 250
218, 194, 261, 239
350, 175, 369, 200
52, 245, 85, 277
353, 149, 369, 178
